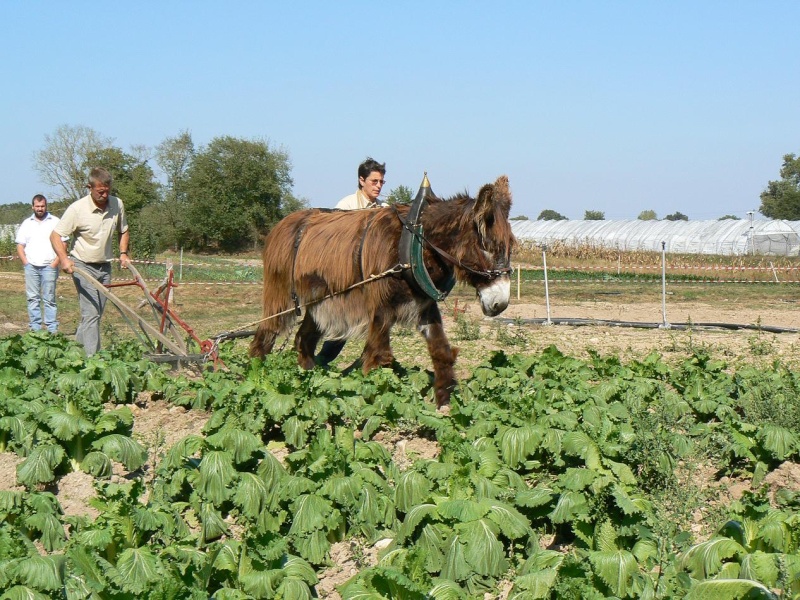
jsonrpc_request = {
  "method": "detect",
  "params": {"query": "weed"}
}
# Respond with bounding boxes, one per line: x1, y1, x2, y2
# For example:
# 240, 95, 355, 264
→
453, 313, 481, 341
747, 332, 776, 356
494, 318, 528, 347
233, 267, 258, 281
350, 538, 369, 568
737, 367, 800, 435
393, 326, 414, 338
0, 229, 15, 257
139, 427, 167, 492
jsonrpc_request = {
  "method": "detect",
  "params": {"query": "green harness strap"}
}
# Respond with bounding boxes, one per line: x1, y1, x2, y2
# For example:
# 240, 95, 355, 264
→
398, 174, 456, 302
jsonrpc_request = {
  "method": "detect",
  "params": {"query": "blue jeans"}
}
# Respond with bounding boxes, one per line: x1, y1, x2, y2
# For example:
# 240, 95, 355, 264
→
71, 260, 112, 356
24, 264, 59, 333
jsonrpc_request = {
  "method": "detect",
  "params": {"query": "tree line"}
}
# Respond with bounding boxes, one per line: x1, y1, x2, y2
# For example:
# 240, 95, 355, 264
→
516, 209, 692, 221
3, 126, 799, 252
2, 126, 305, 257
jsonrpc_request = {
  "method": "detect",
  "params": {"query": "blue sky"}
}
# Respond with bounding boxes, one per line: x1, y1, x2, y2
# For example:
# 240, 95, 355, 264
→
1, 1, 798, 220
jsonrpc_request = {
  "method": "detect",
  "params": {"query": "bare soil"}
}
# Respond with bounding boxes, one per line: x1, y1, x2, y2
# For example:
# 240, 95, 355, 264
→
488, 299, 800, 362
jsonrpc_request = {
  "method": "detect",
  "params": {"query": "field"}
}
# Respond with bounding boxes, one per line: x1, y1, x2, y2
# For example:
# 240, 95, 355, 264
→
4, 250, 800, 372
1, 251, 800, 598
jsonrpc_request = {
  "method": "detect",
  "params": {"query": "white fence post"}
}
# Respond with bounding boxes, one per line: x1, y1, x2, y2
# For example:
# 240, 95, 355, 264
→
660, 241, 670, 329
542, 245, 552, 326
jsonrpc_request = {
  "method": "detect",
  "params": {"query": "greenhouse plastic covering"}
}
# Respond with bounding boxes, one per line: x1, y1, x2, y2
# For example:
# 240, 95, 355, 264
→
3, 221, 800, 257
511, 219, 800, 256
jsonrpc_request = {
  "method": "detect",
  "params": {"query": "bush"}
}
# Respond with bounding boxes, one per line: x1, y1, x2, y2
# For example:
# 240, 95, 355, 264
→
0, 229, 16, 258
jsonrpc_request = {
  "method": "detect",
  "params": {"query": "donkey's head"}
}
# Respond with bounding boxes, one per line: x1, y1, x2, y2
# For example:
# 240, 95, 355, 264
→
422, 175, 516, 316
467, 175, 515, 316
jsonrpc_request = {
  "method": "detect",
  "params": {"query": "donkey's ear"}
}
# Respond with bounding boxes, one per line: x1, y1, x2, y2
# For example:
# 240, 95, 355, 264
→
475, 183, 494, 223
475, 175, 512, 223
491, 175, 512, 218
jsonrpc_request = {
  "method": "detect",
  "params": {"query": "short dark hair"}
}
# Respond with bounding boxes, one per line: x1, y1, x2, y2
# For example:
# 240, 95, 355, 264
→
357, 157, 386, 189
88, 167, 113, 188
31, 194, 47, 205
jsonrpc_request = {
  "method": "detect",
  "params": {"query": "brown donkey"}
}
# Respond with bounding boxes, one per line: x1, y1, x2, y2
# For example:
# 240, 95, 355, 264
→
250, 175, 515, 407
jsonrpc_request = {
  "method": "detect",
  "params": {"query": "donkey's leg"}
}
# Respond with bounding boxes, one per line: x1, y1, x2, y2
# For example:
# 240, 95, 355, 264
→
361, 309, 395, 372
418, 304, 459, 408
250, 323, 277, 358
250, 306, 296, 358
294, 312, 322, 370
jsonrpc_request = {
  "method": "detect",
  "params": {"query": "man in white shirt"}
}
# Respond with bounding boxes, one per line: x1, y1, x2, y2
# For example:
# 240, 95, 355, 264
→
318, 158, 387, 365
16, 195, 64, 332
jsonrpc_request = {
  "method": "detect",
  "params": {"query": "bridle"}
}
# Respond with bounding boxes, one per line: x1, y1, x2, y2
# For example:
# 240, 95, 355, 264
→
394, 181, 512, 302
396, 208, 512, 279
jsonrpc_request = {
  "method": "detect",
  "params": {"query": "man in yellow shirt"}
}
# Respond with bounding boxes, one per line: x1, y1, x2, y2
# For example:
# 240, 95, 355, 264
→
51, 167, 131, 355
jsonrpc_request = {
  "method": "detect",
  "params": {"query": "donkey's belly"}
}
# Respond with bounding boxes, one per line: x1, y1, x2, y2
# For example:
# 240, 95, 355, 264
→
308, 302, 370, 340
308, 298, 420, 340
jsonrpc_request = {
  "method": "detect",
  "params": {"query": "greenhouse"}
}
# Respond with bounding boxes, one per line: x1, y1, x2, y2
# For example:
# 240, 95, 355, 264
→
511, 219, 800, 256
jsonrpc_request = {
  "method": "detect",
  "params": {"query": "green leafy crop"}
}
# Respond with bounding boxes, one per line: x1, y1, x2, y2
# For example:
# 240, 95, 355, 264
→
1, 333, 799, 598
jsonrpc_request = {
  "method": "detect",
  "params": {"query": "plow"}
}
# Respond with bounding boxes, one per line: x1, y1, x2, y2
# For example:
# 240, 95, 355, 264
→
72, 263, 245, 369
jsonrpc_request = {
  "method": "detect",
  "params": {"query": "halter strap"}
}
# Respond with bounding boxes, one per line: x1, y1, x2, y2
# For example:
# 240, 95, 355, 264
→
401, 216, 512, 280
395, 183, 512, 299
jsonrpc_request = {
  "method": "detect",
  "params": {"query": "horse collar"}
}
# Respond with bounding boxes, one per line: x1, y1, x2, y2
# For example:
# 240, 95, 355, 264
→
397, 184, 456, 302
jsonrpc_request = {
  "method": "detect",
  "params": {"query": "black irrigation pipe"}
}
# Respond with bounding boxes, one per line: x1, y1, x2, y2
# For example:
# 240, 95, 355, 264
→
519, 279, 800, 284
495, 317, 800, 334
512, 245, 800, 333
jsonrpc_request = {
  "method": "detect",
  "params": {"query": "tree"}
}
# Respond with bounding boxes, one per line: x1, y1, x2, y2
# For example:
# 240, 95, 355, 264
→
638, 210, 657, 221
386, 185, 413, 205
664, 211, 688, 221
537, 209, 568, 221
0, 202, 35, 225
147, 131, 196, 250
34, 125, 114, 201
759, 153, 800, 219
0, 200, 72, 224
584, 210, 605, 220
183, 136, 302, 251
718, 214, 740, 220
156, 130, 194, 198
510, 215, 529, 221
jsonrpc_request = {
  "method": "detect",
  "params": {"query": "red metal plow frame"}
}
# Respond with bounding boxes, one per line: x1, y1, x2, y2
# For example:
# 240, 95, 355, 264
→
74, 263, 225, 368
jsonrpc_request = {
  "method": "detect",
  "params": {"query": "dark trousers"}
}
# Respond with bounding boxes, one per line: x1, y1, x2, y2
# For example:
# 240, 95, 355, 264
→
317, 339, 346, 366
